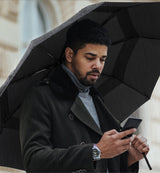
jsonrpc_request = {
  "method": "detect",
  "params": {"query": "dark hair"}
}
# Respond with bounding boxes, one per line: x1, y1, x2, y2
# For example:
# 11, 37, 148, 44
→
61, 19, 111, 63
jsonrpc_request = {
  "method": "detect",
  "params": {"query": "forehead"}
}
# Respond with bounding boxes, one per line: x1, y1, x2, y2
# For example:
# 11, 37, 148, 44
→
78, 43, 108, 55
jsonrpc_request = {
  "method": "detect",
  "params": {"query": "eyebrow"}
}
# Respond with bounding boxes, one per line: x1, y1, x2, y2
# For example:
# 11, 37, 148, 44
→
85, 52, 107, 58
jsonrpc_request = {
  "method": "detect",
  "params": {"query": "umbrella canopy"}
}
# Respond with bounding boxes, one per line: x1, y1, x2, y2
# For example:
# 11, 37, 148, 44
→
0, 1, 160, 169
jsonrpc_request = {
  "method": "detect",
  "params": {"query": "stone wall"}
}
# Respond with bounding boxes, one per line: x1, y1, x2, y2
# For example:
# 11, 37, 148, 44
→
0, 0, 19, 86
0, 0, 160, 173
138, 77, 160, 173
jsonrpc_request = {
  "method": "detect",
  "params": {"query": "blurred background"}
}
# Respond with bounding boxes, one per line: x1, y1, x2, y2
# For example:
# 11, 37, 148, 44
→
0, 0, 159, 172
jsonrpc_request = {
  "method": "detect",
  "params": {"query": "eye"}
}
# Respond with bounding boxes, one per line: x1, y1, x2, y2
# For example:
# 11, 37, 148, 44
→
100, 58, 106, 62
85, 56, 95, 60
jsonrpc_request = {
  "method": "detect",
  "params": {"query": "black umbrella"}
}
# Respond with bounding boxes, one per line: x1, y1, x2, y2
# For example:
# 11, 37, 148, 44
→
0, 2, 160, 169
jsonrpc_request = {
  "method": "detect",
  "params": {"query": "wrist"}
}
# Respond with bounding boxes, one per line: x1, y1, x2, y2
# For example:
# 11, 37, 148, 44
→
128, 152, 137, 166
92, 144, 101, 161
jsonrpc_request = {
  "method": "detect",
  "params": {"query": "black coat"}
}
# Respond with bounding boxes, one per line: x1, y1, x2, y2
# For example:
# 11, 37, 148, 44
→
20, 66, 138, 173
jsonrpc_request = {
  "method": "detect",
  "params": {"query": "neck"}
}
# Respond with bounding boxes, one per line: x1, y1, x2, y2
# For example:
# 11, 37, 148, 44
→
61, 64, 90, 93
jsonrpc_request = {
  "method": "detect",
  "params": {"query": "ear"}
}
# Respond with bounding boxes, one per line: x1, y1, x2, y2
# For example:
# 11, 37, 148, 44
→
65, 47, 74, 63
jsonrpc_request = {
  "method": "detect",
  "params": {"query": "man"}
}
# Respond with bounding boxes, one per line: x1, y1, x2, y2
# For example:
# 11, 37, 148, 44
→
20, 19, 149, 173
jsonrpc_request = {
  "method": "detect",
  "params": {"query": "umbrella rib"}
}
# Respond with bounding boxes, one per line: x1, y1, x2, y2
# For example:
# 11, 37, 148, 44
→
101, 7, 133, 27
101, 73, 149, 99
112, 36, 160, 45
139, 36, 160, 41
101, 3, 150, 26
10, 66, 53, 84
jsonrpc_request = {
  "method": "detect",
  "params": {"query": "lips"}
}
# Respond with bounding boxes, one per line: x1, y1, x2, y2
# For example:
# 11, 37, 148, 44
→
88, 73, 100, 79
89, 72, 99, 76
90, 73, 99, 76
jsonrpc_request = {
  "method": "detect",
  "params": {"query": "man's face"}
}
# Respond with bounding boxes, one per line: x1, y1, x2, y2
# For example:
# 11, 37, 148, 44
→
65, 43, 108, 86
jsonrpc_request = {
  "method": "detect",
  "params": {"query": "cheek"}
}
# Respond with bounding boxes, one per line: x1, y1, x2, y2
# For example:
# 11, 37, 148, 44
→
76, 60, 89, 72
100, 64, 105, 72
72, 61, 86, 77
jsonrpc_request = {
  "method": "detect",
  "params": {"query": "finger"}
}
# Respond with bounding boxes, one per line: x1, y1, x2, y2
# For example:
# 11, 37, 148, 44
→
105, 129, 118, 136
119, 128, 136, 139
142, 146, 150, 155
132, 135, 147, 148
130, 134, 136, 142
132, 135, 144, 144
119, 137, 132, 146
136, 134, 146, 142
135, 140, 147, 150
131, 137, 137, 145
136, 143, 148, 153
120, 143, 131, 152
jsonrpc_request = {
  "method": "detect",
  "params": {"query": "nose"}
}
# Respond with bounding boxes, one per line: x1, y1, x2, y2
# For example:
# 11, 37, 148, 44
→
92, 59, 102, 70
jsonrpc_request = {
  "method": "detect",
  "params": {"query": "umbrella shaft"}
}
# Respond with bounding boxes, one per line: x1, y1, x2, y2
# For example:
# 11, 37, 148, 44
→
142, 153, 152, 170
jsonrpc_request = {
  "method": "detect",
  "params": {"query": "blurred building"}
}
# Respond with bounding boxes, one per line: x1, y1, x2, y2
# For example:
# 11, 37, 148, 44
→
0, 0, 19, 86
0, 0, 160, 173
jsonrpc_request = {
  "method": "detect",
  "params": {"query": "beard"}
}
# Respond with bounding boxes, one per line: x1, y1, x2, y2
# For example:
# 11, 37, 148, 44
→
79, 76, 94, 86
78, 70, 100, 86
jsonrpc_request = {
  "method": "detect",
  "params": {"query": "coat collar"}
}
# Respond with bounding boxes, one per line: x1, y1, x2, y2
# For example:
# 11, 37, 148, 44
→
71, 97, 103, 136
48, 65, 100, 99
48, 65, 79, 98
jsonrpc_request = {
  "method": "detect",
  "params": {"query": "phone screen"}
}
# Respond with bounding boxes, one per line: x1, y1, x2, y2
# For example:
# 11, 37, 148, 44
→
122, 118, 142, 131
121, 118, 142, 138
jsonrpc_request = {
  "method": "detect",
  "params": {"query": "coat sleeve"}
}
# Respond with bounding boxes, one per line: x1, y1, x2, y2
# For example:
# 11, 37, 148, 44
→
120, 151, 139, 173
19, 87, 94, 172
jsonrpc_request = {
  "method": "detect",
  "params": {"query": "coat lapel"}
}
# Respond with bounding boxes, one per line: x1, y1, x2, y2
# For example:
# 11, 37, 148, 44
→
93, 95, 121, 132
71, 97, 103, 136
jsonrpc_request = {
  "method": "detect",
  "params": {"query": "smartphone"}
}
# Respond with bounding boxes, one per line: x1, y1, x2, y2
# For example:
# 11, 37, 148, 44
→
121, 117, 142, 138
